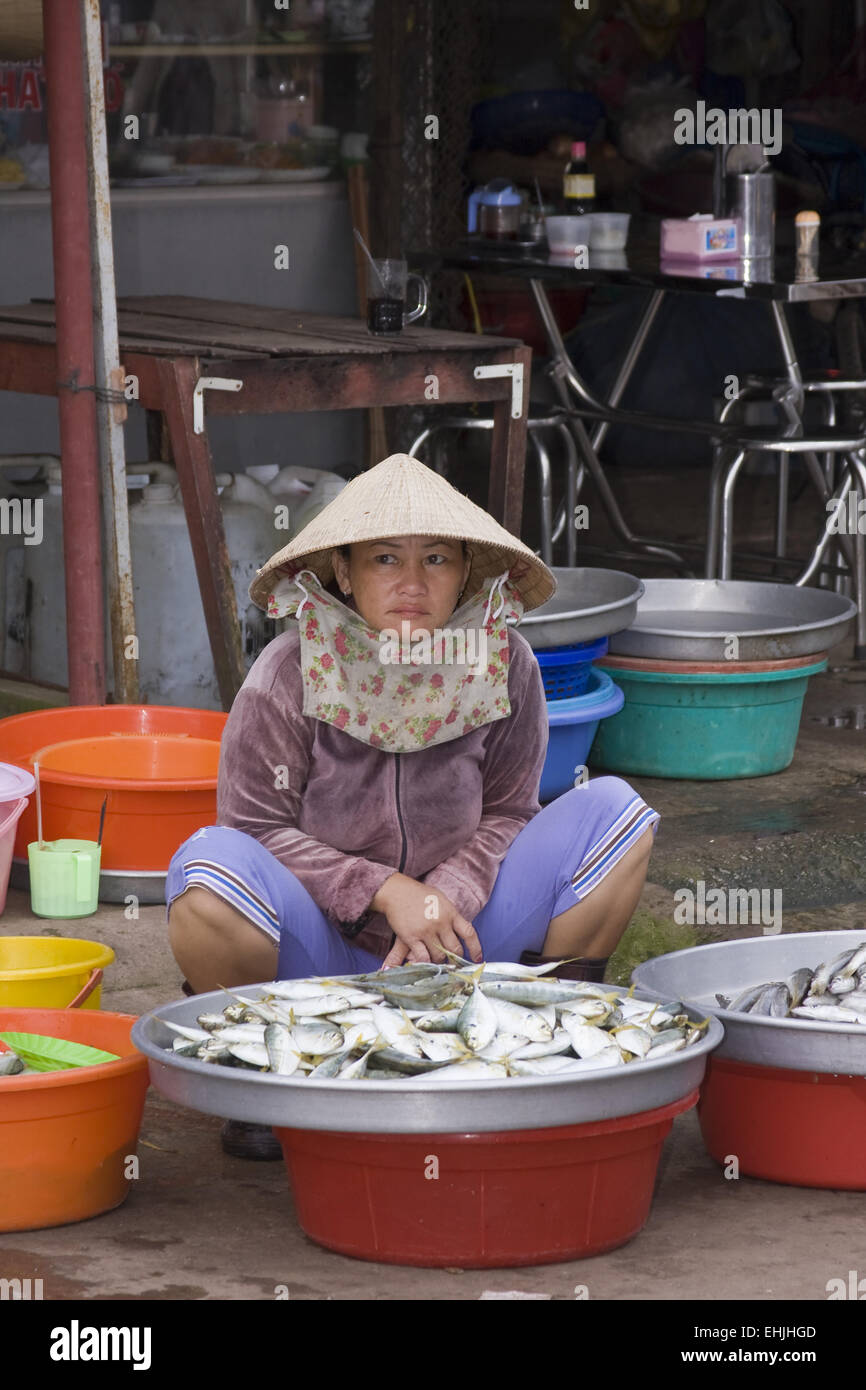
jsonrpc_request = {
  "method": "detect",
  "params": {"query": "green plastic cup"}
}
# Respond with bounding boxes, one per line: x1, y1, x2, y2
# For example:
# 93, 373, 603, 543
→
27, 839, 101, 919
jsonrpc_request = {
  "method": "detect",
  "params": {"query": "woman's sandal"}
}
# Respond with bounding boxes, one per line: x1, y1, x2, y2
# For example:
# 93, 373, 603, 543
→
180, 981, 283, 1160
220, 1120, 284, 1161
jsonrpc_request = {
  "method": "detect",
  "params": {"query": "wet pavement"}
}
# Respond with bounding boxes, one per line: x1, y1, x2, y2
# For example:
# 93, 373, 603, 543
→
0, 635, 863, 1300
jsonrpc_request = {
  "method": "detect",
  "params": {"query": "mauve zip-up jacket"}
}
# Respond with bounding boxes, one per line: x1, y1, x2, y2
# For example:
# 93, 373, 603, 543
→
216, 623, 549, 959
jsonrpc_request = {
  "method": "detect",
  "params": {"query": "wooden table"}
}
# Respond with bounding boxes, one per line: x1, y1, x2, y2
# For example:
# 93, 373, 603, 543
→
0, 297, 531, 708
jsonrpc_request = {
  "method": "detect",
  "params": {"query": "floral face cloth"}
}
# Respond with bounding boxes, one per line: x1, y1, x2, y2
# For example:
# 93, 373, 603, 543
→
267, 567, 526, 752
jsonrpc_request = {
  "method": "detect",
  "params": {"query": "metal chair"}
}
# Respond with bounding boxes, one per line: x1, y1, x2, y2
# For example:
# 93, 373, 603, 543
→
409, 414, 581, 566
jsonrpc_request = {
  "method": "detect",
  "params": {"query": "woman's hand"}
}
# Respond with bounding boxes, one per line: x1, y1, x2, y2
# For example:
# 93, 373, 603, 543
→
371, 873, 483, 969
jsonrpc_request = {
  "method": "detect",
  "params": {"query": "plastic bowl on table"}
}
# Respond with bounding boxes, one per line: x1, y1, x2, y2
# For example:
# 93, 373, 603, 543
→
0, 936, 114, 1009
545, 214, 593, 257
590, 212, 630, 250
0, 1007, 149, 1231
540, 667, 624, 801
0, 705, 227, 874
589, 655, 827, 780
633, 931, 866, 1190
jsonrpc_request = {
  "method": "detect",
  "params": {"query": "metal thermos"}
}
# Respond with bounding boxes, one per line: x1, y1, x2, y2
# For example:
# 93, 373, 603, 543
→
726, 168, 775, 259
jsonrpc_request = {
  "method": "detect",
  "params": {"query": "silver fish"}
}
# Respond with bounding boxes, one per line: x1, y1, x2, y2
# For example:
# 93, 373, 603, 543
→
562, 1018, 616, 1059
786, 968, 814, 1009
610, 1024, 652, 1058
367, 1047, 449, 1074
0, 1051, 24, 1075
415, 1030, 471, 1063
510, 1029, 574, 1060
477, 1031, 531, 1062
213, 1024, 267, 1044
791, 1003, 862, 1023
337, 1045, 377, 1080
456, 984, 498, 1052
227, 1042, 270, 1069
810, 948, 858, 997
478, 980, 585, 1006
491, 998, 553, 1042
164, 1021, 211, 1043
307, 1052, 344, 1078
290, 1022, 344, 1056
196, 1012, 229, 1032
370, 1004, 424, 1058
750, 983, 790, 1018
413, 1009, 464, 1033
264, 1023, 300, 1076
828, 974, 857, 996
727, 984, 767, 1014
417, 1059, 509, 1081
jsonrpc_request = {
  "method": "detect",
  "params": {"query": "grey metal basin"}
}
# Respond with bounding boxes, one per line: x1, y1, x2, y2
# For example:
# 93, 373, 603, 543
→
518, 567, 644, 651
608, 579, 856, 661
131, 983, 723, 1135
633, 931, 866, 1075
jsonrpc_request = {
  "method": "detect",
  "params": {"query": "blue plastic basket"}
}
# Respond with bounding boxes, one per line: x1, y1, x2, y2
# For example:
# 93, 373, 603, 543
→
540, 667, 624, 802
535, 637, 609, 700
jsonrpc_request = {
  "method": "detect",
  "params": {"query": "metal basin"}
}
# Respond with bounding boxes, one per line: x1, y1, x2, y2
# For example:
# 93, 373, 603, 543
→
608, 580, 856, 661
633, 931, 866, 1075
131, 983, 723, 1135
518, 567, 644, 651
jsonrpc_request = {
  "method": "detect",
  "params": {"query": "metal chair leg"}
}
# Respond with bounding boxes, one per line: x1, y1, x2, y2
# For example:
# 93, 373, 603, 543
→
845, 453, 866, 658
720, 450, 748, 580
775, 452, 789, 562
705, 444, 727, 577
558, 422, 579, 566
528, 431, 554, 567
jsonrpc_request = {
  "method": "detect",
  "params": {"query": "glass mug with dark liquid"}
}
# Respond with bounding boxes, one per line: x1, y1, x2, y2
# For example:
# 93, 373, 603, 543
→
367, 258, 428, 335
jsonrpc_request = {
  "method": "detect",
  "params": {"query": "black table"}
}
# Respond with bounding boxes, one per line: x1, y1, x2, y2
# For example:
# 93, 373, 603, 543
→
414, 228, 866, 609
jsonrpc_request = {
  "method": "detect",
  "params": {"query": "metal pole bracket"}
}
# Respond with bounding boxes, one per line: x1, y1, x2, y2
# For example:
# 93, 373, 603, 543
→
474, 363, 525, 419
193, 376, 243, 434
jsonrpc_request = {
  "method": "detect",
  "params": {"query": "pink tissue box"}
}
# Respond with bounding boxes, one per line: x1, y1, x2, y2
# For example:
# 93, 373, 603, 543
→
660, 215, 740, 261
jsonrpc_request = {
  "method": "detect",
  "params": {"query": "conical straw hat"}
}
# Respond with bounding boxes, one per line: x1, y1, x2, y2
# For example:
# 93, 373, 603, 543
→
249, 453, 557, 612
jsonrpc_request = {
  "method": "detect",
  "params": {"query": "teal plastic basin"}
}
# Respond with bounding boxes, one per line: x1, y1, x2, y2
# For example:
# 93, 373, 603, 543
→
588, 658, 828, 780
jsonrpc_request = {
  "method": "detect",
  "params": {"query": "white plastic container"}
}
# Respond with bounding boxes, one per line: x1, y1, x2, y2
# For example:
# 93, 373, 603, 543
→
545, 214, 593, 257
590, 212, 630, 251
25, 465, 280, 708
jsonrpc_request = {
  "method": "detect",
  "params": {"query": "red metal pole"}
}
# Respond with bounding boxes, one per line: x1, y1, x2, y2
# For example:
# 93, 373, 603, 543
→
42, 0, 106, 704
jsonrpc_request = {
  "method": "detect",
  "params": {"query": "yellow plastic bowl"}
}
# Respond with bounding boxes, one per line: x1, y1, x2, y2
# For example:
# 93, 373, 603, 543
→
0, 936, 115, 1009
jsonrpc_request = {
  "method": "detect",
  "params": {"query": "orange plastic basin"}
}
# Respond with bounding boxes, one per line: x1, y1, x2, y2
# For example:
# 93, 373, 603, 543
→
34, 736, 220, 787
0, 706, 227, 872
0, 1007, 149, 1231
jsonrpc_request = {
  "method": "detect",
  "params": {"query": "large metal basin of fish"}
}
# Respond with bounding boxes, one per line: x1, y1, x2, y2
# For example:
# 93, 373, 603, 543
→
633, 932, 866, 1075
132, 984, 723, 1135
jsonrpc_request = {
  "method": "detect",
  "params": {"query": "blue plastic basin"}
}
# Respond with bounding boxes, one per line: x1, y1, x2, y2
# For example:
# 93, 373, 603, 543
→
540, 668, 624, 802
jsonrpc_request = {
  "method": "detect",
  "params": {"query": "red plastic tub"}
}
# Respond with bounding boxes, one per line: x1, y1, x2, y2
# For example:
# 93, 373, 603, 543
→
274, 1091, 697, 1268
698, 1056, 866, 1190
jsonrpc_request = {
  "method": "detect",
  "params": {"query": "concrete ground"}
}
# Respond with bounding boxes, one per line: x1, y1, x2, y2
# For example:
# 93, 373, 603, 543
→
0, 637, 863, 1301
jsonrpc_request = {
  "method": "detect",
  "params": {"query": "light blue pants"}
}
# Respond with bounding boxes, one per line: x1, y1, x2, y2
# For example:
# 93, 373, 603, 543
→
165, 777, 659, 979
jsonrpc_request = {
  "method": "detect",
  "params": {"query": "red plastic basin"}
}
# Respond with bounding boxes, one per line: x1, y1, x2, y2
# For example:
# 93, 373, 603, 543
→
698, 1056, 866, 1190
274, 1090, 698, 1268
